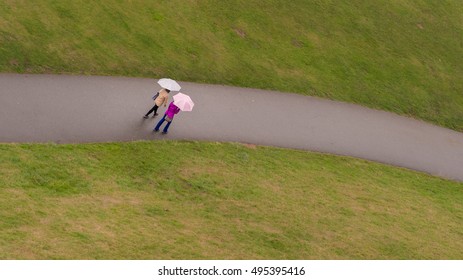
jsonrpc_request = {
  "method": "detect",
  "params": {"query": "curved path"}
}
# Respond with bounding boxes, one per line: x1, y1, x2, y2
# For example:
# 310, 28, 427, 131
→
1, 74, 463, 182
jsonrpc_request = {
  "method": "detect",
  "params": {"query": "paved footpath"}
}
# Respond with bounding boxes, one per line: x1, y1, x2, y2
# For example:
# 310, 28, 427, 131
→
1, 74, 463, 182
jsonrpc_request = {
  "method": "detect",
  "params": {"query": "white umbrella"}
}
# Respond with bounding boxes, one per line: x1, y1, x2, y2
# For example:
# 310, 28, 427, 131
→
157, 78, 181, 91
173, 93, 194, 111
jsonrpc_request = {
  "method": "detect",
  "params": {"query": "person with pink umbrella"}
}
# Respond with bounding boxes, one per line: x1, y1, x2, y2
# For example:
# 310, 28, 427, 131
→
154, 92, 194, 134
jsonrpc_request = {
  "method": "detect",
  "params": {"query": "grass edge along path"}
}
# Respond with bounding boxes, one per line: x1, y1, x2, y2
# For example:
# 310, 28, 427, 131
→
0, 141, 462, 259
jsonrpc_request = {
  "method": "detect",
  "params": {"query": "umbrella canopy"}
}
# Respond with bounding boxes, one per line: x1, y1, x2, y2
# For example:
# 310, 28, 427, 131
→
173, 93, 194, 111
157, 78, 181, 91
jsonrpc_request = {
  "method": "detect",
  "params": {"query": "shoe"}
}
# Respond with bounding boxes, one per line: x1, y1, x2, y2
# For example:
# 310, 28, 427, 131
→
143, 115, 149, 119
154, 113, 159, 116
162, 131, 168, 134
153, 129, 159, 132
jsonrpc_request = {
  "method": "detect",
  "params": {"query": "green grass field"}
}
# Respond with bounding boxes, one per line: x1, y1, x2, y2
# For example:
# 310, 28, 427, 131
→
0, 0, 462, 130
1, 141, 462, 259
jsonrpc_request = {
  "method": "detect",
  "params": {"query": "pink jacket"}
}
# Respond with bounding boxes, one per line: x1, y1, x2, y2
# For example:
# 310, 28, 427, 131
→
165, 101, 180, 119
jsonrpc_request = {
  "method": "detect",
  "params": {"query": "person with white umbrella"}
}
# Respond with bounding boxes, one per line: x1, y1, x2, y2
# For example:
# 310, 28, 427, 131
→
154, 92, 194, 134
143, 88, 170, 119
143, 78, 181, 119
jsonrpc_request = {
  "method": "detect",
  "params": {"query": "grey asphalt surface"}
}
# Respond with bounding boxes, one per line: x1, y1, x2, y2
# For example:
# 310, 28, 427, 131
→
1, 74, 463, 182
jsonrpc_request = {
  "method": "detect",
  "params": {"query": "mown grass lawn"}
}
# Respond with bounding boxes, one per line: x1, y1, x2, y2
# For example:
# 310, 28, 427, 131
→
0, 141, 461, 259
0, 1, 462, 130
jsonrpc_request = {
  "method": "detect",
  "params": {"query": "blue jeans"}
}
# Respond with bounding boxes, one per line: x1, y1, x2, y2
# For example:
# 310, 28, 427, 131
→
154, 114, 172, 133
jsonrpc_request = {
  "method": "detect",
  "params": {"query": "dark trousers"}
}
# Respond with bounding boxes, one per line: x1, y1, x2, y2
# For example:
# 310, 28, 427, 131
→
154, 114, 173, 133
145, 104, 159, 117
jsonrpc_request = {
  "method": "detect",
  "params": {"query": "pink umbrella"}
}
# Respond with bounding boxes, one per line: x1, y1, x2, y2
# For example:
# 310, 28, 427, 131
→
173, 93, 194, 111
